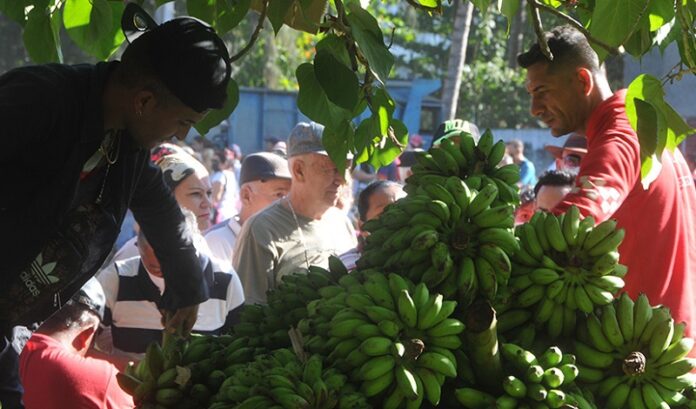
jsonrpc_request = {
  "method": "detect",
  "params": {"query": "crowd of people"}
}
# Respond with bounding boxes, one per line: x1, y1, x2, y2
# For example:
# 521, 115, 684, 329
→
1, 4, 695, 409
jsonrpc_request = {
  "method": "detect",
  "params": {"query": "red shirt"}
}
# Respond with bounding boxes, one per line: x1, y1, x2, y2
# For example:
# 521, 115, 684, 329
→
19, 333, 134, 409
554, 90, 696, 338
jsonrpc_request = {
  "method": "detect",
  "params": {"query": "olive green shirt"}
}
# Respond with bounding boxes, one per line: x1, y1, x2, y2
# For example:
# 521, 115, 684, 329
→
232, 201, 357, 304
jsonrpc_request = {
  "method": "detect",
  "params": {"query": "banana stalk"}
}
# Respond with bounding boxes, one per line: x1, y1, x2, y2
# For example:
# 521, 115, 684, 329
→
464, 299, 504, 392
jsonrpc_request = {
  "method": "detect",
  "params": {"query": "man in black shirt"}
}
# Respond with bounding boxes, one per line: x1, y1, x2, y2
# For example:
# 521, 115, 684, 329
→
0, 4, 231, 408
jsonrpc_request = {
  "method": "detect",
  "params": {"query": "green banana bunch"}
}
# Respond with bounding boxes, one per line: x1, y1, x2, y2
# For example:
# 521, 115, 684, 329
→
575, 293, 696, 408
211, 349, 364, 409
456, 344, 581, 409
299, 271, 462, 405
231, 262, 345, 351
408, 129, 520, 206
511, 207, 628, 338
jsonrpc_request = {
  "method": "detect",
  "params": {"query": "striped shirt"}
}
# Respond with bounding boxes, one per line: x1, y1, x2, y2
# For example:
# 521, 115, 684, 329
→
205, 216, 242, 266
96, 255, 243, 354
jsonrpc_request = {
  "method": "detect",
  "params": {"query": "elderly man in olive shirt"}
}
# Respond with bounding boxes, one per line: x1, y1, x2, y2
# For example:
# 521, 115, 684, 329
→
233, 122, 357, 304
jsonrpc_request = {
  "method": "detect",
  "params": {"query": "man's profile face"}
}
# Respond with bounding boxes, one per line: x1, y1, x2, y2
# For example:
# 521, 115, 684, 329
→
305, 154, 349, 208
536, 184, 572, 211
246, 178, 291, 215
365, 185, 406, 222
525, 62, 587, 137
129, 94, 206, 149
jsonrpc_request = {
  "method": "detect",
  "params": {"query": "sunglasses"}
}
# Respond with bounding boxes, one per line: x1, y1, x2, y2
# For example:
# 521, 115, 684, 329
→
562, 154, 582, 168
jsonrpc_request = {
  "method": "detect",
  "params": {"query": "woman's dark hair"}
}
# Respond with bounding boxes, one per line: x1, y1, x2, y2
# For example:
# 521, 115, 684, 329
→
358, 180, 400, 222
517, 25, 600, 74
534, 169, 578, 196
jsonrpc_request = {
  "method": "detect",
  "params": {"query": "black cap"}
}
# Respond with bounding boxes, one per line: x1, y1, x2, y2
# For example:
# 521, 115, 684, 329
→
70, 278, 106, 321
240, 152, 292, 185
121, 3, 231, 113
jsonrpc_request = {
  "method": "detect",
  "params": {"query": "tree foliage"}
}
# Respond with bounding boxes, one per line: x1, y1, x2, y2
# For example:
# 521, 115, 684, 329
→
0, 0, 694, 174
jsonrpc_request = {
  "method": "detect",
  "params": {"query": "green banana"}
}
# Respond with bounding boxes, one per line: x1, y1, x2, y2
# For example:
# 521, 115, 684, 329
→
601, 304, 625, 348
544, 214, 568, 253
397, 289, 418, 328
562, 205, 581, 247
417, 294, 444, 330
632, 293, 654, 344
582, 219, 617, 251
418, 351, 457, 377
360, 336, 394, 357
394, 364, 419, 400
455, 387, 496, 408
430, 145, 460, 175
360, 368, 394, 397
585, 313, 614, 353
440, 138, 469, 170
358, 354, 395, 381
472, 205, 513, 228
446, 176, 473, 214
478, 227, 520, 255
587, 228, 626, 257
521, 223, 544, 260
467, 183, 499, 217
574, 341, 614, 369
416, 367, 442, 406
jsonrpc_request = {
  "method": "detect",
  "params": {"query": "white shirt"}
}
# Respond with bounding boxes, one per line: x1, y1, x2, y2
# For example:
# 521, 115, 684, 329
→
205, 216, 243, 266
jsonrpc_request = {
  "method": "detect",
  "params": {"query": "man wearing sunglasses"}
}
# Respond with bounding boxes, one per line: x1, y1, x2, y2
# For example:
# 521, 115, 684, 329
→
545, 132, 587, 173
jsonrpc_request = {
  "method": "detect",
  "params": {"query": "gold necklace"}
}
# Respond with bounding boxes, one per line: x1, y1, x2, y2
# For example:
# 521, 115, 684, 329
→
99, 131, 121, 165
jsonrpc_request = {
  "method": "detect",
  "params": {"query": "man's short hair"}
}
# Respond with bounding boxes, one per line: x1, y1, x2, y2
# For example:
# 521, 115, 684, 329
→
40, 303, 99, 333
533, 169, 577, 196
507, 139, 524, 150
517, 25, 600, 73
358, 180, 400, 222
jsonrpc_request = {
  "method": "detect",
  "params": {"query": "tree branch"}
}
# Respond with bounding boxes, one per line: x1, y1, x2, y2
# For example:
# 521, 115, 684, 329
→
527, 0, 552, 61
531, 0, 620, 56
229, 0, 269, 63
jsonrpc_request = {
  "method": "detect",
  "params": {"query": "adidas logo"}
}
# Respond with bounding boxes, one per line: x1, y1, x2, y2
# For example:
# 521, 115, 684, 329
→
21, 253, 60, 297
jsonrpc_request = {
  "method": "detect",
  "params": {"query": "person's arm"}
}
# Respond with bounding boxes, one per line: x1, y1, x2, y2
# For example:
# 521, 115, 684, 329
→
232, 221, 276, 305
94, 262, 120, 354
129, 160, 208, 333
552, 132, 639, 222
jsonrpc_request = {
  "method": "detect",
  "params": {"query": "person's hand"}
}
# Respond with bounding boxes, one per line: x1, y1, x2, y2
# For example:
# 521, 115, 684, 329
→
160, 304, 199, 337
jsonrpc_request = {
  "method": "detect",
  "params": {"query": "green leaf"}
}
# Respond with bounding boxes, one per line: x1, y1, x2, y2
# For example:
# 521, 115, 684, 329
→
314, 49, 360, 111
267, 0, 293, 34
346, 3, 394, 83
316, 34, 353, 68
623, 15, 652, 57
322, 120, 354, 172
215, 0, 251, 34
589, 0, 650, 59
625, 74, 695, 185
418, 0, 439, 8
0, 0, 28, 26
187, 0, 216, 24
194, 80, 240, 135
647, 0, 675, 31
497, 0, 520, 33
539, 0, 561, 6
63, 0, 125, 60
372, 119, 407, 167
471, 0, 491, 12
296, 62, 352, 129
23, 6, 61, 63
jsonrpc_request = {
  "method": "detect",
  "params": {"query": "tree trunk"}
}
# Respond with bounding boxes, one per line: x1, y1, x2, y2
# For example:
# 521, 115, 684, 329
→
441, 0, 475, 121
506, 5, 526, 67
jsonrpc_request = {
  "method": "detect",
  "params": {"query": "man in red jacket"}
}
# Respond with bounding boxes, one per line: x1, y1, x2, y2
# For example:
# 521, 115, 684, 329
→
518, 26, 696, 337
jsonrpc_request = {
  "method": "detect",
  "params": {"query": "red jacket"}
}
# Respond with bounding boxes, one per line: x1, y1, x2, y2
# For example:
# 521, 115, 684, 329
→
554, 90, 696, 337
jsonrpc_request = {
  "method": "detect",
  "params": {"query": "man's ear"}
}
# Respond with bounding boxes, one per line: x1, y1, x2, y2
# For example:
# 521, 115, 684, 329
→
576, 68, 594, 96
133, 89, 156, 116
291, 158, 305, 182
73, 325, 97, 353
240, 184, 252, 206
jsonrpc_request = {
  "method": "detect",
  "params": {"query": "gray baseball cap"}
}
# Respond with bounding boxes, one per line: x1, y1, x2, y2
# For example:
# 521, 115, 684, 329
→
239, 152, 292, 185
287, 121, 353, 159
70, 278, 106, 321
